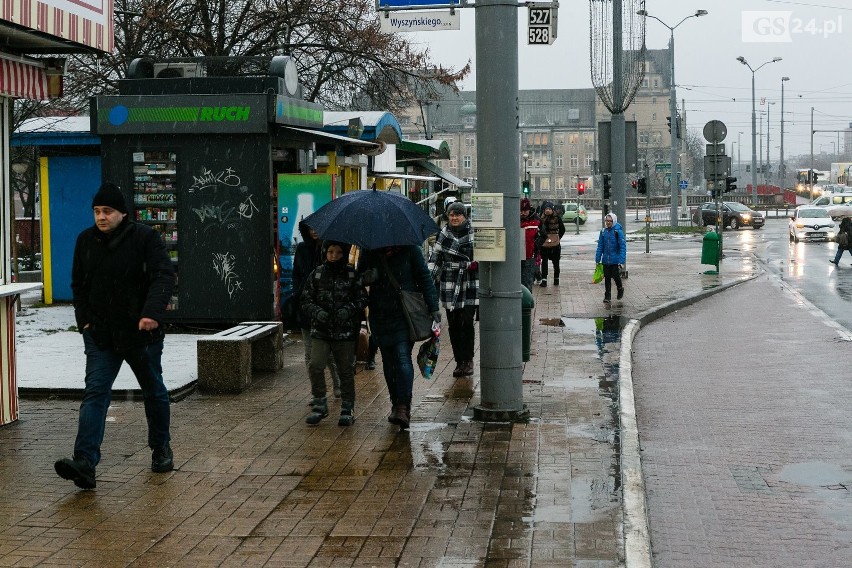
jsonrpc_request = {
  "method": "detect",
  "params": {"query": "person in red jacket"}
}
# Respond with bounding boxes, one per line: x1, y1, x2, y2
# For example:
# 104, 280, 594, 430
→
520, 198, 541, 290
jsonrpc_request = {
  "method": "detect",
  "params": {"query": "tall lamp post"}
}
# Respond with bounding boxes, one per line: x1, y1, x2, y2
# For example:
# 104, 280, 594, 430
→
780, 77, 789, 183
736, 55, 782, 205
638, 8, 708, 227
737, 131, 743, 177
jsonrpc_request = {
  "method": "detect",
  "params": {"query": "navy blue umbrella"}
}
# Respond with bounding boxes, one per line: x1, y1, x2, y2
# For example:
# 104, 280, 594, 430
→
302, 189, 439, 249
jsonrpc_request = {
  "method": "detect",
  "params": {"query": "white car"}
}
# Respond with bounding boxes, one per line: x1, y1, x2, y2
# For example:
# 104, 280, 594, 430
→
789, 206, 837, 242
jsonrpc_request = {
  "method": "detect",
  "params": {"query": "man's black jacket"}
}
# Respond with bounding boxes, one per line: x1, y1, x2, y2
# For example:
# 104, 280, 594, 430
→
72, 219, 175, 351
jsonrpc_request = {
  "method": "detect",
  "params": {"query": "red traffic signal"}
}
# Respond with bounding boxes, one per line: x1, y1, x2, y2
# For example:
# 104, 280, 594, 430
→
631, 180, 637, 188
577, 182, 585, 195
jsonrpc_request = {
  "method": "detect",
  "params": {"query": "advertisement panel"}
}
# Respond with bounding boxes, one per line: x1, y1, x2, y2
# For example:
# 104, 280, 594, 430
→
277, 174, 336, 326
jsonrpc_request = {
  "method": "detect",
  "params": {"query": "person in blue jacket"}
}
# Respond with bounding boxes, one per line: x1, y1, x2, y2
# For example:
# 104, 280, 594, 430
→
595, 213, 626, 304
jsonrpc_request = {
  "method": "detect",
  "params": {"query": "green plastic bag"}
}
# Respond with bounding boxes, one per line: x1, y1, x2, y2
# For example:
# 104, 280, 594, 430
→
592, 263, 604, 284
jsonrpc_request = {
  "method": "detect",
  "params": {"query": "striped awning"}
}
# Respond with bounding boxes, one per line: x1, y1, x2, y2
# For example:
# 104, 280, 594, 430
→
0, 57, 49, 100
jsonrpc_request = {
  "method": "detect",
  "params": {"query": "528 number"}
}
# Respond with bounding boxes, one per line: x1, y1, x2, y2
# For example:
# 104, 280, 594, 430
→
528, 26, 550, 44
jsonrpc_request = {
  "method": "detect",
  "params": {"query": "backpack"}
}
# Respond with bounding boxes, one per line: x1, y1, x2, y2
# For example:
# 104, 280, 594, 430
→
839, 230, 849, 248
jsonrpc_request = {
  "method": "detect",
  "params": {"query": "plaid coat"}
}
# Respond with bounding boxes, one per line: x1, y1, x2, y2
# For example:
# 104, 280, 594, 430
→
428, 220, 479, 311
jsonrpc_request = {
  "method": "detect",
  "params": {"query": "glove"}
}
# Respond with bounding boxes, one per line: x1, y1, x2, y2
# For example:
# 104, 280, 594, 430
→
335, 308, 349, 322
361, 268, 379, 285
467, 261, 478, 272
432, 311, 442, 324
316, 310, 330, 323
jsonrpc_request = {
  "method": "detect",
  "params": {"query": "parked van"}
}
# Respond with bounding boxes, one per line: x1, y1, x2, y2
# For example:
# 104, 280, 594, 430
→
810, 187, 852, 207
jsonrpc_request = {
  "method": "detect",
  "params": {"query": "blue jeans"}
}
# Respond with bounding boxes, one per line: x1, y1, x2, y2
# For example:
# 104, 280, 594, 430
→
75, 330, 170, 467
833, 247, 850, 263
379, 340, 415, 407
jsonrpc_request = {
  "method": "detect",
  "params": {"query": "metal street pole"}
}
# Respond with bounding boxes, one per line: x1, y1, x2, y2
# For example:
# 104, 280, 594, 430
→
781, 77, 789, 183
810, 106, 815, 201
738, 131, 743, 177
473, 0, 526, 420
640, 9, 708, 226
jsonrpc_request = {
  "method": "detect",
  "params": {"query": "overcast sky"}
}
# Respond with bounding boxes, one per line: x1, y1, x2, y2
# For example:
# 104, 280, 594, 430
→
406, 0, 852, 162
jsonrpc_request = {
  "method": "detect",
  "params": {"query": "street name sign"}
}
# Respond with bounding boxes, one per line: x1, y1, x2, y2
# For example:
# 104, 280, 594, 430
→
655, 163, 671, 172
379, 10, 460, 32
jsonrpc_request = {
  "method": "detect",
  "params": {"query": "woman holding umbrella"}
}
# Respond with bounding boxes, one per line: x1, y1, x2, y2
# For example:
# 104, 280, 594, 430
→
428, 201, 479, 377
359, 246, 440, 429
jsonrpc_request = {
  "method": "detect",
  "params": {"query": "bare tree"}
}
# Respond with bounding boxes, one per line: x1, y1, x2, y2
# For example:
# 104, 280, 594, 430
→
52, 0, 470, 115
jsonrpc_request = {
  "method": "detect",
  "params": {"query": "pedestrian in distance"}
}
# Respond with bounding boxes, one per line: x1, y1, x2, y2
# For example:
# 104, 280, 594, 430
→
359, 246, 440, 430
300, 241, 367, 426
428, 201, 479, 377
292, 221, 342, 398
520, 198, 541, 291
55, 182, 176, 490
537, 201, 566, 287
830, 217, 852, 266
595, 213, 627, 304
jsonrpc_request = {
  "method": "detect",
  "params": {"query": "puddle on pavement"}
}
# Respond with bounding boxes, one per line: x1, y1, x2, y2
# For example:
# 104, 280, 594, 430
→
779, 462, 852, 487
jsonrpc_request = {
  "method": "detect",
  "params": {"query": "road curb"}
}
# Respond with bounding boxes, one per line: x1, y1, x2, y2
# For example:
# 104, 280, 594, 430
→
619, 273, 757, 568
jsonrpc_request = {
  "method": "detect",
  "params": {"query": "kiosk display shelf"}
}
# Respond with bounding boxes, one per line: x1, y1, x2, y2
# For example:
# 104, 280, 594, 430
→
133, 151, 179, 311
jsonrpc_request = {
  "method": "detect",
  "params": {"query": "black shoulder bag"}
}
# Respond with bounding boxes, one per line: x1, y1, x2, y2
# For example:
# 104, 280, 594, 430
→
380, 255, 434, 342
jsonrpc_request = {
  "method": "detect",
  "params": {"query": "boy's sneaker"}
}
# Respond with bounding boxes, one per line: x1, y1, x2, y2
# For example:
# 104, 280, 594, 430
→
54, 457, 96, 489
151, 445, 174, 473
540, 280, 547, 288
338, 406, 355, 427
306, 397, 328, 425
553, 278, 559, 286
617, 287, 624, 300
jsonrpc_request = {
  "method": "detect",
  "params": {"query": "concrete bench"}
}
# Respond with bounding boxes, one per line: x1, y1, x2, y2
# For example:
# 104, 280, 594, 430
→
197, 322, 285, 393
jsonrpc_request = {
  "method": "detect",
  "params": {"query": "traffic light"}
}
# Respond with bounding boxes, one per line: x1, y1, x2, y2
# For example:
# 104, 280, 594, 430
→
602, 174, 612, 199
637, 177, 647, 194
725, 176, 737, 193
522, 179, 530, 195
577, 182, 585, 195
666, 116, 672, 134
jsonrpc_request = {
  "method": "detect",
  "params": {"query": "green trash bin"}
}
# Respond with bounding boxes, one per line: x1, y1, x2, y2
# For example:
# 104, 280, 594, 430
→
521, 285, 535, 362
701, 231, 720, 266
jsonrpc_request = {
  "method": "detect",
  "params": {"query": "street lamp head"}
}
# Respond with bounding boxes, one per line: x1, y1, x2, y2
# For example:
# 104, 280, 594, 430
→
695, 10, 708, 16
781, 76, 790, 81
736, 56, 747, 65
522, 153, 529, 160
772, 57, 782, 62
636, 9, 648, 16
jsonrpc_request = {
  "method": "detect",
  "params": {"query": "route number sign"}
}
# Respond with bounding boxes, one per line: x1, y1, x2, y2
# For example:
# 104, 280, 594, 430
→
528, 5, 556, 45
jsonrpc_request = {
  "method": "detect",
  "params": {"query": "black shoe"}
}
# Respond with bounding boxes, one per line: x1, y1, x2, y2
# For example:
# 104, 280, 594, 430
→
55, 457, 96, 489
306, 397, 329, 425
617, 287, 624, 300
830, 259, 839, 265
540, 280, 547, 288
603, 296, 611, 304
553, 278, 559, 286
365, 360, 376, 370
151, 445, 174, 473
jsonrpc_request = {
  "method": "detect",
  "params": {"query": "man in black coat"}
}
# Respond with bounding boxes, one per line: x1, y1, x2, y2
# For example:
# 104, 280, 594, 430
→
54, 182, 176, 490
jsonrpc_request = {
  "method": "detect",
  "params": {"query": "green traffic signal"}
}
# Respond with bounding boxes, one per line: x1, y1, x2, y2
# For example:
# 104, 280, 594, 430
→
522, 180, 530, 195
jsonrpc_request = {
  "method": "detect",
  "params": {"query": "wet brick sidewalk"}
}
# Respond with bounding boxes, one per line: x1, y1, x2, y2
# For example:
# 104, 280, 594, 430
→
0, 238, 754, 567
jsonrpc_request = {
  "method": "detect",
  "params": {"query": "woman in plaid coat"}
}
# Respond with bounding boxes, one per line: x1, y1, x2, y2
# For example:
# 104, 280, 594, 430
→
428, 201, 479, 377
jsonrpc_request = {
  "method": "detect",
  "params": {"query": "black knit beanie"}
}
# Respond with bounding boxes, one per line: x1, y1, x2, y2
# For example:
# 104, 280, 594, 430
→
447, 201, 467, 217
91, 182, 128, 214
